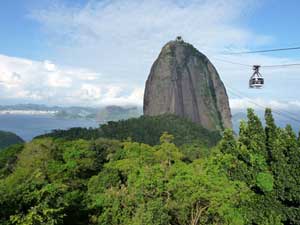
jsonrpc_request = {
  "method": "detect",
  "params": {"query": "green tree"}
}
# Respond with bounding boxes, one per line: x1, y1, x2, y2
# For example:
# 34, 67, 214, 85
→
87, 135, 251, 225
264, 108, 278, 163
218, 129, 237, 155
241, 109, 267, 157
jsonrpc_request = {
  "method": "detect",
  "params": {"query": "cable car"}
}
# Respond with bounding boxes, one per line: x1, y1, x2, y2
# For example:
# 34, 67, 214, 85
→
249, 65, 264, 88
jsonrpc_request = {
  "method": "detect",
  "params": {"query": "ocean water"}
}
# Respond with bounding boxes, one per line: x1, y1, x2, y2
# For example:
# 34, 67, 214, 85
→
0, 114, 99, 141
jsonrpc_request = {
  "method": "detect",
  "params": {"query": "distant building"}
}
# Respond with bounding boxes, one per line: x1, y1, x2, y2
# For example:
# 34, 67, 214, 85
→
176, 36, 183, 42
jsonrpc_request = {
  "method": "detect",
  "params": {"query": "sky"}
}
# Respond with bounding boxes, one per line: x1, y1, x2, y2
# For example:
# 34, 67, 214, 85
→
0, 0, 300, 110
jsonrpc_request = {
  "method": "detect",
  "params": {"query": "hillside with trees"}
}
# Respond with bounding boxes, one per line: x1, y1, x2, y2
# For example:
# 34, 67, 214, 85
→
1, 109, 300, 224
36, 115, 221, 147
0, 131, 24, 150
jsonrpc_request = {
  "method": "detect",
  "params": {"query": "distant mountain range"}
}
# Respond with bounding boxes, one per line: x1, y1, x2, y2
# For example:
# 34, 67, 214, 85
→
0, 104, 143, 122
1, 104, 298, 134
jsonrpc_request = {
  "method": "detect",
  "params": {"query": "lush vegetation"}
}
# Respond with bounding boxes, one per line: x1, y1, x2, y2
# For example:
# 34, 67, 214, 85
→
1, 109, 300, 224
36, 114, 221, 147
0, 144, 24, 178
0, 131, 24, 150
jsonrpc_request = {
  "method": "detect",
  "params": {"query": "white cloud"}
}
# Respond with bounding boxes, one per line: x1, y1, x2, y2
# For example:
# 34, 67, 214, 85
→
0, 54, 142, 106
44, 60, 56, 71
0, 72, 22, 88
230, 98, 300, 111
77, 84, 102, 100
46, 65, 73, 88
100, 87, 144, 106
30, 0, 271, 87
103, 86, 122, 99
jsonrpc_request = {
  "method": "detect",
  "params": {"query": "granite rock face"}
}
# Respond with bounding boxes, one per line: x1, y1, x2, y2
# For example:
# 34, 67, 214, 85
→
143, 39, 232, 131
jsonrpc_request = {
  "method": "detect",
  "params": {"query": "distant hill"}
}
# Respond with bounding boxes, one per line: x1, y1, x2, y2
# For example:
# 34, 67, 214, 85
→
36, 114, 221, 147
0, 131, 24, 150
0, 104, 142, 121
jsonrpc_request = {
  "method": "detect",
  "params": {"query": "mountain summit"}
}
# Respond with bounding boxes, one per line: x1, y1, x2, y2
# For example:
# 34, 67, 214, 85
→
143, 37, 232, 131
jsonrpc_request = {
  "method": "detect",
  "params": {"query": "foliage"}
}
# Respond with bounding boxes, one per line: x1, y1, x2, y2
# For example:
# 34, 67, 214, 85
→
0, 131, 24, 150
217, 108, 300, 224
256, 172, 274, 192
36, 114, 221, 147
0, 144, 24, 178
0, 135, 247, 225
35, 127, 101, 141
1, 109, 300, 224
86, 138, 250, 225
0, 138, 122, 225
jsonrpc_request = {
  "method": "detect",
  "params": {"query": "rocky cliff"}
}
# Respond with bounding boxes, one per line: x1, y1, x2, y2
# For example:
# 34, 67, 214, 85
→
143, 38, 232, 131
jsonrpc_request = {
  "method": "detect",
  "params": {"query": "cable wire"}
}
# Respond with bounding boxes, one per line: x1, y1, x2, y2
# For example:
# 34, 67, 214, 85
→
228, 87, 299, 118
227, 87, 300, 124
212, 58, 252, 67
262, 63, 300, 68
213, 57, 300, 69
223, 46, 300, 55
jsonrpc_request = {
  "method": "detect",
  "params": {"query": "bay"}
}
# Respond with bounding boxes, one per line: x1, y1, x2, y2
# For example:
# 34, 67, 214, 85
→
0, 114, 99, 141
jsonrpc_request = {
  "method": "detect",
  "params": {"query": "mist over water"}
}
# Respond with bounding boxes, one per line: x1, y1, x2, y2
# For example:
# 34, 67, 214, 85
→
0, 114, 99, 141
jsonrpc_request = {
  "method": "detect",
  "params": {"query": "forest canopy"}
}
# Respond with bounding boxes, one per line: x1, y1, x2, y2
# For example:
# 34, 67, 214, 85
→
36, 114, 221, 147
1, 109, 300, 225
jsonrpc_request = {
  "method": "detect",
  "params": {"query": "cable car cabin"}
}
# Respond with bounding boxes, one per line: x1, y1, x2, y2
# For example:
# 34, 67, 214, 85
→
249, 77, 264, 88
249, 65, 264, 88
